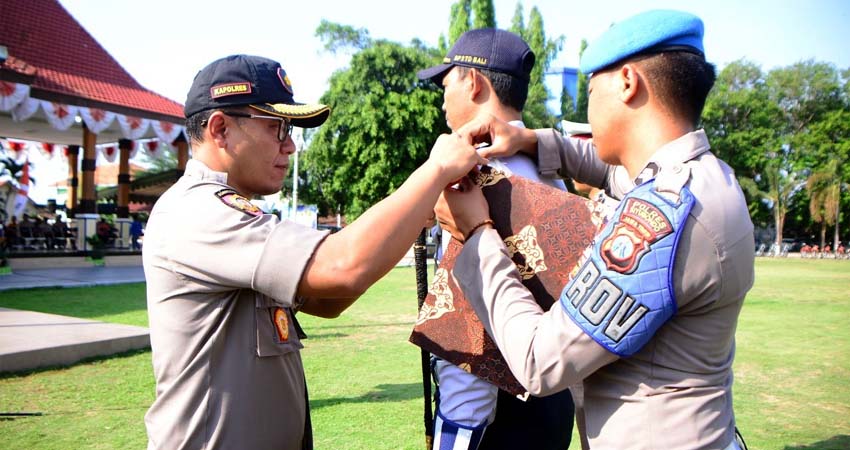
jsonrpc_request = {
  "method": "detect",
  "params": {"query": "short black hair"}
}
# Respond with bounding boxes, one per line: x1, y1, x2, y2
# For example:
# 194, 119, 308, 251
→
457, 66, 529, 112
633, 52, 716, 125
185, 109, 213, 144
185, 107, 259, 144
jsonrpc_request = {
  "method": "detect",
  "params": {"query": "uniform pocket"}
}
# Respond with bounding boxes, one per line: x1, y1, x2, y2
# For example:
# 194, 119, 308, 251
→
255, 295, 303, 357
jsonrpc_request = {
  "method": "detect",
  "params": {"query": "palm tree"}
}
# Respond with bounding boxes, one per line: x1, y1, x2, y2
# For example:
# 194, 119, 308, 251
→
0, 153, 35, 224
807, 159, 845, 250
739, 153, 805, 256
0, 154, 34, 187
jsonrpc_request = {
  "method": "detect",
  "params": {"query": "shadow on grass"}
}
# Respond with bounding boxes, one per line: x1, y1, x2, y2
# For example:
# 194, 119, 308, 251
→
304, 332, 348, 340
784, 435, 850, 450
0, 347, 150, 380
301, 321, 415, 339
307, 322, 415, 331
310, 383, 422, 410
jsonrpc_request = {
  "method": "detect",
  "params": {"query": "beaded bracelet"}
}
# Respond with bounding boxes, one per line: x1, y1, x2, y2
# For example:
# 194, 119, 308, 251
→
463, 219, 495, 243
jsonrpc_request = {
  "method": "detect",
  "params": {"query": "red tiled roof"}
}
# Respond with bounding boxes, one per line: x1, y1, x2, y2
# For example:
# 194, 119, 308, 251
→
0, 0, 183, 122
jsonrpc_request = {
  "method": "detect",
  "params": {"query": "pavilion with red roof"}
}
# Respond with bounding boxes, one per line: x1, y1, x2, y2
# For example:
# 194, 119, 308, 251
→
0, 0, 189, 254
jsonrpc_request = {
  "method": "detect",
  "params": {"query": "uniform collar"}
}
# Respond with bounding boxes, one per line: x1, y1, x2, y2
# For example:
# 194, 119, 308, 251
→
185, 159, 229, 184
633, 129, 710, 183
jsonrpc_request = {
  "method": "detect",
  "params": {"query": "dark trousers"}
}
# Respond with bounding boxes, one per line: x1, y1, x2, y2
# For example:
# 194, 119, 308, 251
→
479, 388, 575, 450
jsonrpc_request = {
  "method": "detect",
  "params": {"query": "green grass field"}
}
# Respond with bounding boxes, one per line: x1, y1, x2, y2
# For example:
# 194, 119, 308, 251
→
0, 258, 848, 449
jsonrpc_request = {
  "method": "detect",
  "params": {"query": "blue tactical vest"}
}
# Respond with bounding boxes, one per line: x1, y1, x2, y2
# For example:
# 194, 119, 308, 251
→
559, 180, 695, 357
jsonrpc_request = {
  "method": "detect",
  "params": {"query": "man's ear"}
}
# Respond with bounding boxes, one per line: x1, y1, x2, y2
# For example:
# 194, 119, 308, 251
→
207, 111, 228, 148
467, 68, 484, 101
617, 63, 641, 104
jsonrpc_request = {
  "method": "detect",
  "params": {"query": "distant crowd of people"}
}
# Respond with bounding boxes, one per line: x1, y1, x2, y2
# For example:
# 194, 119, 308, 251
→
800, 243, 848, 259
756, 241, 848, 259
0, 214, 145, 253
0, 214, 76, 251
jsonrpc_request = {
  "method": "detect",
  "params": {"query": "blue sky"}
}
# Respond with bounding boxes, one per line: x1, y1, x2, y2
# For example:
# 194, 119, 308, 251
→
19, 0, 850, 202
59, 0, 850, 105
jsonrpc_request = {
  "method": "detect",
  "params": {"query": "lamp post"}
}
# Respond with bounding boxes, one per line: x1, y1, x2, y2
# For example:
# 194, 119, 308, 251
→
291, 128, 303, 221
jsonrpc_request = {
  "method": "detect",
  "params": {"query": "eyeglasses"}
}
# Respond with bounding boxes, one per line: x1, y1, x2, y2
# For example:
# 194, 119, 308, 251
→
222, 111, 294, 142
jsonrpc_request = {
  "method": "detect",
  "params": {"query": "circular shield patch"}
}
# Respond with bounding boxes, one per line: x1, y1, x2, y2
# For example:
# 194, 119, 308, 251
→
215, 189, 262, 217
273, 307, 290, 342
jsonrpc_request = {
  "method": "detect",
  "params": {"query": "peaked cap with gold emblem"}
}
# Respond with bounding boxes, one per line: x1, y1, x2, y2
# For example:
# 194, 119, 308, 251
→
184, 54, 330, 128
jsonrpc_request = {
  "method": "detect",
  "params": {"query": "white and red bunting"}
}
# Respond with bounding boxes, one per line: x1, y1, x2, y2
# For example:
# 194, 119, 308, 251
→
117, 115, 151, 140
80, 107, 116, 134
0, 81, 30, 111
1, 81, 185, 142
11, 96, 40, 122
152, 120, 183, 145
102, 145, 119, 163
42, 101, 79, 130
129, 140, 140, 159
4, 139, 28, 153
40, 142, 64, 159
143, 140, 167, 159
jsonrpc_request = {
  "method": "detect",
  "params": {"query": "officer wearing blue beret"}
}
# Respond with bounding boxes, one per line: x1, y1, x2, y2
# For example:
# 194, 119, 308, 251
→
434, 10, 753, 450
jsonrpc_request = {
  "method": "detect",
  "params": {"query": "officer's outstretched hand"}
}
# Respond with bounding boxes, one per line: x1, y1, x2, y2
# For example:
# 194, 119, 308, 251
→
435, 177, 491, 244
428, 133, 489, 185
456, 112, 538, 160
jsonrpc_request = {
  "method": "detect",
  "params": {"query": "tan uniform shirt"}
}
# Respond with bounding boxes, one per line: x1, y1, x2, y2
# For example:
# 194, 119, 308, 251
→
143, 159, 328, 450
454, 130, 754, 449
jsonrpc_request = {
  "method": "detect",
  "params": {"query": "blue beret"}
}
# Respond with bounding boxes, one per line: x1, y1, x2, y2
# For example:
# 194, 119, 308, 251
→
579, 10, 705, 75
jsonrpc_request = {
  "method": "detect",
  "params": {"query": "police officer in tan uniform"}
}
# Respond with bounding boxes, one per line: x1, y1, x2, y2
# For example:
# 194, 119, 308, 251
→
143, 54, 485, 450
435, 10, 753, 450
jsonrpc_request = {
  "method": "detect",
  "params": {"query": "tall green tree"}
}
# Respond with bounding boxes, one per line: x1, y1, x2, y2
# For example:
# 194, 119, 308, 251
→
767, 60, 844, 136
509, 2, 524, 36
471, 0, 495, 29
559, 86, 576, 120
703, 60, 784, 229
517, 6, 563, 128
437, 34, 449, 55
703, 60, 783, 177
561, 39, 589, 123
800, 108, 850, 248
448, 0, 471, 46
767, 61, 845, 240
702, 60, 849, 245
315, 20, 371, 54
806, 158, 843, 250
738, 149, 806, 254
575, 39, 589, 122
301, 29, 445, 219
842, 67, 850, 99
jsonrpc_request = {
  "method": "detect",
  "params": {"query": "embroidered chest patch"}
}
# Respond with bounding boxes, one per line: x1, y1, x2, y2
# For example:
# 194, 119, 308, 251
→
600, 198, 673, 274
215, 189, 262, 217
272, 307, 290, 342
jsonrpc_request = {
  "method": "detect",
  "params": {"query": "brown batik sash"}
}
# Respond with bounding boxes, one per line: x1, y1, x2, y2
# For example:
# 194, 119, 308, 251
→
409, 166, 609, 396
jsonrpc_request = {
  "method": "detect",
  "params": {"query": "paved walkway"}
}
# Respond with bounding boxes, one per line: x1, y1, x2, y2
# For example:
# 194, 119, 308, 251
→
0, 307, 150, 373
0, 265, 146, 291
0, 251, 430, 374
0, 264, 149, 373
